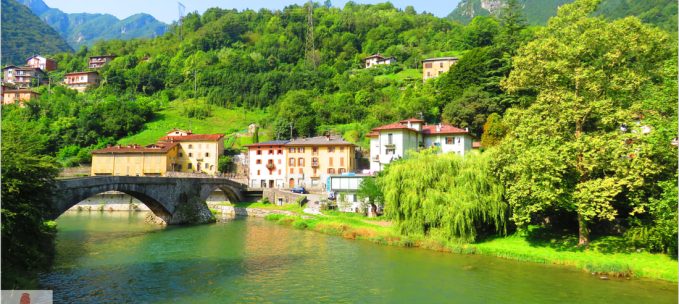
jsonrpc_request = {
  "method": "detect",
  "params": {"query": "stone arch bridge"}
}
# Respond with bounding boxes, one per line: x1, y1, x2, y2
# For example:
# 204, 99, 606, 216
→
51, 176, 261, 224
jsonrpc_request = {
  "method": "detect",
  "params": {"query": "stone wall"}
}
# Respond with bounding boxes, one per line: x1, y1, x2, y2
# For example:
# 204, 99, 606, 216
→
262, 188, 307, 206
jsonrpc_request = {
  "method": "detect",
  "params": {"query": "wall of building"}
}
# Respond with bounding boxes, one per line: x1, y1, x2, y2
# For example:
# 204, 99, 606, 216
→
176, 140, 223, 174
423, 59, 457, 81
371, 129, 418, 171
247, 145, 288, 188
286, 145, 355, 189
424, 134, 474, 155
91, 149, 176, 176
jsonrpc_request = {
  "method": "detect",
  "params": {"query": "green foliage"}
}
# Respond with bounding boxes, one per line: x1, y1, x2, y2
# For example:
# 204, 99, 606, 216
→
381, 151, 507, 242
356, 177, 383, 206
218, 155, 234, 174
1, 117, 60, 289
1, 0, 72, 64
480, 113, 507, 147
498, 0, 674, 246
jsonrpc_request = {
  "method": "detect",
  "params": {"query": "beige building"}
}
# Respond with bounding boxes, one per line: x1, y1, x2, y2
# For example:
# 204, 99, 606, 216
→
286, 136, 356, 189
158, 130, 225, 175
2, 66, 47, 88
422, 57, 458, 81
91, 143, 179, 176
90, 130, 225, 176
2, 88, 40, 106
64, 71, 100, 92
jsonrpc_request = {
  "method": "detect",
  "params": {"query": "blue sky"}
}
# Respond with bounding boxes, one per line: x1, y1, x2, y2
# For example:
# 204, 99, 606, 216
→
43, 0, 462, 23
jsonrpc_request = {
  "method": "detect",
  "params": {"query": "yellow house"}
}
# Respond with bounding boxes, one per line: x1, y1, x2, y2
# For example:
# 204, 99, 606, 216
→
158, 130, 225, 174
422, 57, 458, 81
285, 136, 355, 189
91, 143, 179, 176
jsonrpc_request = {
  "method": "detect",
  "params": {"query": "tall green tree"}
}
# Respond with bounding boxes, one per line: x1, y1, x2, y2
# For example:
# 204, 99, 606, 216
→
1, 117, 60, 288
497, 0, 673, 245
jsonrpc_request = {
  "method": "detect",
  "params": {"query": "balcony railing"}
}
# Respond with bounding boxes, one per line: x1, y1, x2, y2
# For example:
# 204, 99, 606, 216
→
311, 162, 319, 167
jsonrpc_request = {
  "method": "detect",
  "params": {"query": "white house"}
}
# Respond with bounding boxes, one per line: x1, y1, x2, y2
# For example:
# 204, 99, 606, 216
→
363, 54, 397, 68
367, 118, 474, 172
327, 174, 371, 212
245, 140, 289, 188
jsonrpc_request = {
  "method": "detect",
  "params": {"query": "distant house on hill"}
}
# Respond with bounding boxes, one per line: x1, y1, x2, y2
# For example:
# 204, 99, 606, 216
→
363, 54, 397, 68
88, 55, 117, 69
26, 55, 57, 71
64, 71, 99, 92
2, 88, 40, 106
2, 66, 47, 88
422, 57, 458, 81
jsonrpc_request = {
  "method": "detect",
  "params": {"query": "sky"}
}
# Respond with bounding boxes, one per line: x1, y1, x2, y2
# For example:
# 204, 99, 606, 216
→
43, 0, 462, 23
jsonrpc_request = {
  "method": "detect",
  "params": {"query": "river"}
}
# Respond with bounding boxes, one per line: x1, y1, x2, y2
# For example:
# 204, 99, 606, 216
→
40, 212, 677, 303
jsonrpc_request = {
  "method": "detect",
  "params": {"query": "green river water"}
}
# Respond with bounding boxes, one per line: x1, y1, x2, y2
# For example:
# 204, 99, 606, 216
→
40, 212, 677, 303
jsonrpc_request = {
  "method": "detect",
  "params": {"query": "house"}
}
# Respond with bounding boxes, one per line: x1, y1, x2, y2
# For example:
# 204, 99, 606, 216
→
2, 66, 47, 88
91, 143, 180, 176
90, 130, 225, 176
245, 140, 289, 188
2, 88, 40, 106
158, 130, 225, 175
89, 55, 117, 69
363, 54, 397, 68
326, 174, 371, 212
64, 71, 99, 92
367, 118, 474, 172
472, 142, 482, 150
244, 135, 357, 190
26, 55, 57, 71
422, 57, 458, 81
286, 135, 356, 189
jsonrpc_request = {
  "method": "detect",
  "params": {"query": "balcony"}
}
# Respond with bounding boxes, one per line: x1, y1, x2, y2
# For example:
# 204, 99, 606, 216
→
384, 144, 396, 149
311, 162, 319, 168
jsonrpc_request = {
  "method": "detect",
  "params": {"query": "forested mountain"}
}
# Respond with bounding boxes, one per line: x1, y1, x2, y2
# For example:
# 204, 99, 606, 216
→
1, 0, 72, 65
18, 0, 167, 48
447, 0, 677, 31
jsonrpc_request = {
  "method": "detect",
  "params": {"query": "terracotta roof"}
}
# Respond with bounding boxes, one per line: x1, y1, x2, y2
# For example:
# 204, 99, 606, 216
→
92, 142, 178, 154
371, 122, 417, 132
421, 124, 468, 135
287, 136, 354, 146
472, 142, 481, 148
65, 71, 98, 76
244, 140, 290, 147
159, 133, 225, 142
3, 89, 39, 94
365, 132, 378, 138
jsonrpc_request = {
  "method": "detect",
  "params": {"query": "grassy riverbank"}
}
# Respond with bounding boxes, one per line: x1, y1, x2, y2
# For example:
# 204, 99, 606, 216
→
259, 210, 677, 282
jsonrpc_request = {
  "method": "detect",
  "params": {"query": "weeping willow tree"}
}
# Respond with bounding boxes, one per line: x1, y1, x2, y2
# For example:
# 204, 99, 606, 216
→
381, 149, 507, 242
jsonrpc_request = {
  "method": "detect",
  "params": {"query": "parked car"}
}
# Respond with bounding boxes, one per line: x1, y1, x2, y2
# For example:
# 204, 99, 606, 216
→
291, 187, 306, 194
328, 191, 336, 201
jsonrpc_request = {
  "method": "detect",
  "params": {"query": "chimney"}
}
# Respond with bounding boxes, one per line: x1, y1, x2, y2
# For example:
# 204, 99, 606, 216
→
436, 124, 441, 132
465, 127, 469, 132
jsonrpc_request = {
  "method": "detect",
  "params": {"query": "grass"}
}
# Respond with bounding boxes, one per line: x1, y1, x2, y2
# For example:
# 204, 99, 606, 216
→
374, 68, 421, 82
217, 201, 306, 214
251, 205, 678, 282
118, 101, 271, 146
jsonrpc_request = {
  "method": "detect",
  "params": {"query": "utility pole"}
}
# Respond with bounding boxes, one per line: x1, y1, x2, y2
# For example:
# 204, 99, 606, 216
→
305, 1, 317, 69
178, 2, 186, 42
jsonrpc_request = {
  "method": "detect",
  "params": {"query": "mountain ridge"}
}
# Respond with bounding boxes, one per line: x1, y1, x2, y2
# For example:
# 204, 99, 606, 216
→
18, 0, 168, 49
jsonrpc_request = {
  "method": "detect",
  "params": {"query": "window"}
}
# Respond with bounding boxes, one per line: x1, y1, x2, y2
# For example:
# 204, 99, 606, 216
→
290, 168, 294, 174
427, 72, 431, 77
386, 148, 395, 155
257, 170, 260, 175
188, 144, 193, 149
277, 149, 283, 155
312, 147, 318, 155
278, 169, 281, 175
424, 63, 432, 68
458, 137, 461, 144
340, 147, 344, 152
179, 152, 183, 157
256, 150, 262, 155
339, 168, 346, 174
205, 152, 209, 157
328, 168, 335, 174
188, 153, 193, 157
256, 159, 262, 164
188, 163, 193, 169
438, 70, 443, 75
329, 147, 335, 153
299, 147, 305, 153
269, 150, 274, 155
340, 157, 344, 166
329, 158, 334, 166
439, 62, 443, 68
299, 168, 303, 174
289, 147, 295, 153
446, 137, 454, 145
388, 134, 393, 145
298, 158, 305, 166
289, 158, 296, 166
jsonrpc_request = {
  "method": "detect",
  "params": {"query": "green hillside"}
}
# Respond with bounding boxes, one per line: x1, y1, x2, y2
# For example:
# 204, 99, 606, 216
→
18, 0, 167, 48
1, 0, 72, 65
448, 0, 677, 31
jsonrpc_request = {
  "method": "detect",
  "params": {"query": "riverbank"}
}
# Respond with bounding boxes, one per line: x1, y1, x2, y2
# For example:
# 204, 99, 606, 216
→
253, 210, 677, 283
